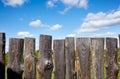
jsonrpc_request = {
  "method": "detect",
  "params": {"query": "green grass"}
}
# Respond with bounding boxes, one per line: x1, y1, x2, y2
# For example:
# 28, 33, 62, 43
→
5, 49, 120, 79
118, 48, 120, 78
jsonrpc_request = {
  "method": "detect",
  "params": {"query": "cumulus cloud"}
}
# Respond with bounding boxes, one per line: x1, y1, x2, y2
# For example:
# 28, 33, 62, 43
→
59, 6, 71, 14
93, 32, 116, 37
2, 0, 28, 7
49, 24, 62, 31
76, 9, 120, 33
66, 34, 76, 37
47, 0, 55, 7
29, 19, 42, 27
17, 32, 33, 37
47, 0, 88, 13
47, 0, 58, 7
61, 0, 88, 8
29, 19, 62, 31
76, 28, 99, 33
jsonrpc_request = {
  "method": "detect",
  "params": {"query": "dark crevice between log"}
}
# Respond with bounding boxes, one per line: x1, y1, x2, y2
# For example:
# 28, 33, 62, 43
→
7, 68, 23, 79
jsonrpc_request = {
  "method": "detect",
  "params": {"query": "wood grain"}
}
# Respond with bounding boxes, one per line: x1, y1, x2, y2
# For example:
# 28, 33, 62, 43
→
76, 38, 90, 79
7, 38, 24, 79
38, 35, 53, 79
65, 37, 75, 79
53, 40, 65, 79
0, 33, 5, 79
106, 38, 119, 79
24, 38, 36, 79
91, 38, 104, 79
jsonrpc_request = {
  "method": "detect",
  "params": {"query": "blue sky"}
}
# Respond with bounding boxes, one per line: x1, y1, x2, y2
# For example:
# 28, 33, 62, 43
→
0, 0, 120, 50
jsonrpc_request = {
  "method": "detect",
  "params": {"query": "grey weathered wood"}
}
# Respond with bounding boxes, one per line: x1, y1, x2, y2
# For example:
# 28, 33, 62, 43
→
106, 38, 119, 79
53, 40, 65, 79
91, 38, 104, 79
0, 33, 5, 79
76, 38, 90, 79
38, 35, 53, 79
7, 38, 24, 79
24, 38, 36, 79
65, 37, 75, 79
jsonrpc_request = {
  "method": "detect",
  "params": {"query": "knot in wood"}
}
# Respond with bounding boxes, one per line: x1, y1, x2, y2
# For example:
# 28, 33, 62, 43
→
26, 60, 32, 72
44, 60, 53, 70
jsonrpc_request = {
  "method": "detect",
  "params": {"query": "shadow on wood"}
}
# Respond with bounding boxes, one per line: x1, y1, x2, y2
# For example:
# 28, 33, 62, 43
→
7, 68, 23, 79
0, 62, 5, 79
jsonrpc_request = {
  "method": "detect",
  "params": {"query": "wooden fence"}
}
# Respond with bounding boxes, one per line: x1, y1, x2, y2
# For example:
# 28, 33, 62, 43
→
0, 32, 120, 79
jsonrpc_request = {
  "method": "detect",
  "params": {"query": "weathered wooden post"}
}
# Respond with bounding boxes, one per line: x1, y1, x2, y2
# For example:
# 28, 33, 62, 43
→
106, 38, 119, 79
91, 38, 104, 79
7, 38, 24, 79
65, 37, 75, 79
76, 38, 90, 79
38, 35, 53, 79
0, 33, 5, 79
53, 40, 65, 79
24, 38, 36, 79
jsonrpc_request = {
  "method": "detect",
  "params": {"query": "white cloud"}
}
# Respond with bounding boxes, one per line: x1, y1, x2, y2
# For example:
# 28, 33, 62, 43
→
2, 0, 28, 7
29, 19, 62, 31
59, 6, 71, 14
17, 32, 33, 37
61, 0, 88, 8
66, 34, 76, 37
47, 0, 88, 13
47, 0, 58, 7
49, 24, 62, 31
76, 9, 120, 33
79, 0, 88, 9
76, 28, 98, 33
47, 0, 55, 7
93, 32, 116, 37
29, 19, 42, 27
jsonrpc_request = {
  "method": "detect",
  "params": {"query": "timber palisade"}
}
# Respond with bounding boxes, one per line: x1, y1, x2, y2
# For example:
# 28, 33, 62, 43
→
0, 32, 120, 79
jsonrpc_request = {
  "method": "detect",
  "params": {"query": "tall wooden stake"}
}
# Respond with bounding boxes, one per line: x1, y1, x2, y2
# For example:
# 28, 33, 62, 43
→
7, 38, 24, 79
38, 35, 53, 79
91, 38, 104, 79
0, 33, 5, 79
106, 38, 119, 79
24, 38, 36, 79
65, 37, 75, 79
76, 38, 90, 79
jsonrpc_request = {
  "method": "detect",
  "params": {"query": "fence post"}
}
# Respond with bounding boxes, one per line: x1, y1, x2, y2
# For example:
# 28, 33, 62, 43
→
53, 40, 65, 79
38, 35, 53, 79
7, 38, 24, 79
0, 33, 5, 79
24, 38, 36, 79
106, 38, 119, 79
76, 38, 90, 79
65, 37, 75, 79
91, 38, 104, 79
